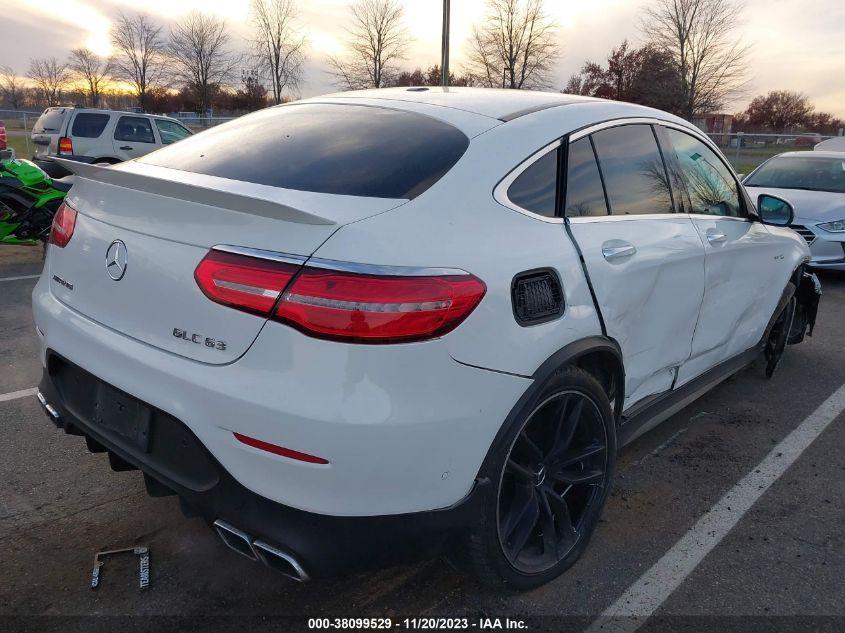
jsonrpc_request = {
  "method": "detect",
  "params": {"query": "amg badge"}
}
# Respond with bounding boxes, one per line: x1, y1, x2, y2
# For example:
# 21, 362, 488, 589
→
172, 328, 227, 351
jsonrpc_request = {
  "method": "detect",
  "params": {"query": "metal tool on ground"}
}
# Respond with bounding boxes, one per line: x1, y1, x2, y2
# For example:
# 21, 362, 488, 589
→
91, 546, 150, 591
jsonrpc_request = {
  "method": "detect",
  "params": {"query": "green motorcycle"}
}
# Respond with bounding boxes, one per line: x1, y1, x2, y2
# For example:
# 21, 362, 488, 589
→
0, 151, 70, 246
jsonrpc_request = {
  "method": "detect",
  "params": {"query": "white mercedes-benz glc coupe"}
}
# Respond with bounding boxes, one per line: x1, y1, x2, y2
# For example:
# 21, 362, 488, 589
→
33, 88, 821, 589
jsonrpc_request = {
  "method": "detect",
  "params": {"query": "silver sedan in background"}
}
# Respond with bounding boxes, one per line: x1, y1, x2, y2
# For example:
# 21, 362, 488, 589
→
744, 151, 845, 270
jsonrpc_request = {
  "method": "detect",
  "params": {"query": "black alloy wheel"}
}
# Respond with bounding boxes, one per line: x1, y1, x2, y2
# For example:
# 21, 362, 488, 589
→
497, 389, 609, 574
764, 295, 796, 378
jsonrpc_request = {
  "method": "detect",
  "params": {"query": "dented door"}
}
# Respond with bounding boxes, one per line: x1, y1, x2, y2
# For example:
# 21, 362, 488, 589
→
569, 216, 706, 409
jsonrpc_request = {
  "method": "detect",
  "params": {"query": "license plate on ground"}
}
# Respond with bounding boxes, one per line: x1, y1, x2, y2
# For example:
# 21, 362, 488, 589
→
91, 382, 152, 452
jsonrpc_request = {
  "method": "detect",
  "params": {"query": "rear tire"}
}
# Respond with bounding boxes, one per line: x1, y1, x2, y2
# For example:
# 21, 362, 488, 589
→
467, 366, 616, 590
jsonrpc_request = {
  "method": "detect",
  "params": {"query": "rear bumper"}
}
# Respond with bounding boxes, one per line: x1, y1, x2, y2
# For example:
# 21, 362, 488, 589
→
36, 360, 487, 577
32, 271, 529, 510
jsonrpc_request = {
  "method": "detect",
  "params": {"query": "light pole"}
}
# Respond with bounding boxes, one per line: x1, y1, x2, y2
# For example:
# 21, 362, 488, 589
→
441, 0, 450, 87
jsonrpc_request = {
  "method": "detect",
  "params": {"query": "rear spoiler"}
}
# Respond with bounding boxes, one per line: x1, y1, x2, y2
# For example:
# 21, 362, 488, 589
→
52, 157, 335, 226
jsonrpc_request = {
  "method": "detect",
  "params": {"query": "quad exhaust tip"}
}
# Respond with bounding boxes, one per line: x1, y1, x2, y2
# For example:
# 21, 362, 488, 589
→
213, 519, 308, 582
36, 391, 61, 422
35, 394, 308, 583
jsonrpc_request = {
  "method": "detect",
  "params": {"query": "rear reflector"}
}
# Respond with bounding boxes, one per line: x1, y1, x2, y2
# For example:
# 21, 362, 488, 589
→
233, 432, 329, 464
48, 201, 77, 248
274, 267, 486, 343
194, 250, 300, 316
58, 136, 73, 155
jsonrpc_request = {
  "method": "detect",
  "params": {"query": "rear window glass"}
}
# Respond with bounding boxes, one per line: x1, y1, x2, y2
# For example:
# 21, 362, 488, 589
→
71, 113, 110, 138
591, 125, 674, 215
507, 149, 558, 217
33, 108, 68, 134
139, 104, 470, 199
565, 138, 608, 217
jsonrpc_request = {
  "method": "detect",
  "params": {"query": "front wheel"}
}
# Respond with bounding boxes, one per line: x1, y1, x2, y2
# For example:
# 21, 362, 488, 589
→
758, 290, 797, 379
467, 366, 617, 590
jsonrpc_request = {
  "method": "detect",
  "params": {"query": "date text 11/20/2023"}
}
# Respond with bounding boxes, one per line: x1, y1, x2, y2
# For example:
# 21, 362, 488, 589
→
307, 618, 528, 630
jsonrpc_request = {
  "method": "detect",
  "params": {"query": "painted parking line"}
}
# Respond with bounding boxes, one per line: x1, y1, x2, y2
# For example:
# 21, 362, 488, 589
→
0, 387, 38, 403
587, 382, 845, 633
0, 274, 40, 283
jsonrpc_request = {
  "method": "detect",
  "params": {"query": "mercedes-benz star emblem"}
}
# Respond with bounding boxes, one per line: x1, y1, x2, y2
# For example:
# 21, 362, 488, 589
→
105, 240, 128, 281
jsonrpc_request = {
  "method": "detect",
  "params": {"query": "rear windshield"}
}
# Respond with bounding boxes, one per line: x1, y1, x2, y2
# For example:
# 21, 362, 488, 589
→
139, 103, 470, 199
745, 156, 845, 194
33, 108, 68, 134
71, 113, 110, 138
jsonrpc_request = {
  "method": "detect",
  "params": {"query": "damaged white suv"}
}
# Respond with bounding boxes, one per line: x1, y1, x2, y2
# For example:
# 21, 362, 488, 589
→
33, 88, 821, 589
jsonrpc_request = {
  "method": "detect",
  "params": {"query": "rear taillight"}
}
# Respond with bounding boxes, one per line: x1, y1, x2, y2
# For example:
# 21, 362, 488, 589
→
274, 265, 486, 343
194, 250, 300, 316
58, 136, 73, 155
48, 201, 77, 248
194, 250, 486, 343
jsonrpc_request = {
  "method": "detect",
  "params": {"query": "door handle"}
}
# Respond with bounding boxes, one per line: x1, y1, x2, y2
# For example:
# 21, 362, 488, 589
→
601, 243, 637, 261
707, 231, 728, 244
119, 146, 133, 150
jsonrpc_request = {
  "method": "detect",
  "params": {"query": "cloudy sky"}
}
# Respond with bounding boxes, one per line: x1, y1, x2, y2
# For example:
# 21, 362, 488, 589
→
2, 0, 844, 116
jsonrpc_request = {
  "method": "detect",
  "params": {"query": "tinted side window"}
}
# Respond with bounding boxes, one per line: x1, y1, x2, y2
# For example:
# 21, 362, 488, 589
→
507, 149, 558, 217
564, 138, 608, 217
71, 113, 110, 138
114, 116, 155, 144
155, 119, 192, 145
665, 128, 742, 217
591, 125, 673, 215
140, 104, 469, 199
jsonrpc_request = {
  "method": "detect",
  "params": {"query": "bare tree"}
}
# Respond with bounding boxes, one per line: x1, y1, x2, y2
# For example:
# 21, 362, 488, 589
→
465, 0, 559, 89
0, 66, 24, 109
328, 0, 409, 89
641, 0, 750, 119
110, 11, 167, 111
27, 57, 69, 107
68, 48, 112, 108
168, 11, 240, 115
250, 0, 306, 104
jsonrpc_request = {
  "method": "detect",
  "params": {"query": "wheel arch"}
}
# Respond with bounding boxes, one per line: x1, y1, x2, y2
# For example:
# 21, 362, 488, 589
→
474, 336, 625, 484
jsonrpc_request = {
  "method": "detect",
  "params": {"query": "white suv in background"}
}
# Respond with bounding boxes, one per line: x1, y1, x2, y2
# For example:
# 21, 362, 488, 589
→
33, 88, 822, 590
31, 107, 192, 176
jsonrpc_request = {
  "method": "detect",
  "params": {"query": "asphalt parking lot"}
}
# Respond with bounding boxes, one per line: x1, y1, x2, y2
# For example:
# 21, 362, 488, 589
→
1, 243, 843, 632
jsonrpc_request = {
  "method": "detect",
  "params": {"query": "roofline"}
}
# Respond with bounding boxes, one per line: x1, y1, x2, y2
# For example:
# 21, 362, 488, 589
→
498, 98, 603, 122
308, 88, 605, 123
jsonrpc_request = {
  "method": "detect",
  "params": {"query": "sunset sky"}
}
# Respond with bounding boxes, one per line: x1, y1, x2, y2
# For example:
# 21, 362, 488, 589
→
2, 0, 843, 116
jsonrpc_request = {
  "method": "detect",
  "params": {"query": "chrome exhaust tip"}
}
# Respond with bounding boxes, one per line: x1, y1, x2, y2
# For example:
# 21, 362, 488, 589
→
213, 519, 258, 561
36, 391, 61, 422
253, 540, 309, 582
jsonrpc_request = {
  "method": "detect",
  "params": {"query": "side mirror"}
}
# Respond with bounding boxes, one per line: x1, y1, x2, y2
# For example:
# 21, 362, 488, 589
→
757, 194, 794, 226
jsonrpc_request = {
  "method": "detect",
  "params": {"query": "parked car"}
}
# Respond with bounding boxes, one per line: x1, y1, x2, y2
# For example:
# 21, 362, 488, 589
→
33, 88, 821, 590
815, 136, 845, 152
794, 133, 823, 147
744, 151, 845, 270
30, 107, 192, 177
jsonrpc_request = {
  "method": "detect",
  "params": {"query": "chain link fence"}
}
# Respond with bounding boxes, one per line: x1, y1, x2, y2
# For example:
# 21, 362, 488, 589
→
2, 108, 841, 175
0, 109, 43, 157
0, 109, 238, 158
704, 132, 840, 176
